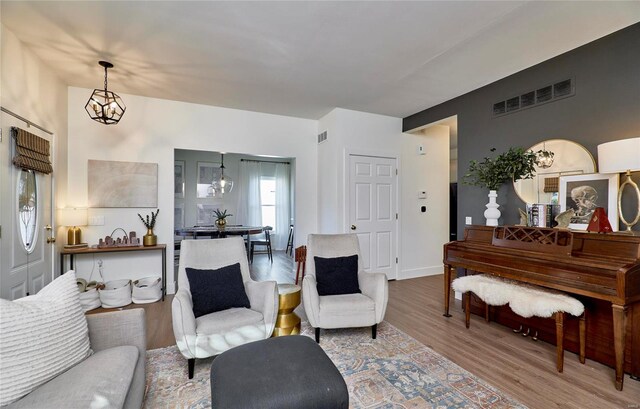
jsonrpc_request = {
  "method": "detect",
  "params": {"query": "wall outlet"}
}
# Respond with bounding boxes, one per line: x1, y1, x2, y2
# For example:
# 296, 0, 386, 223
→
88, 216, 105, 226
418, 190, 427, 199
465, 216, 472, 225
417, 144, 426, 155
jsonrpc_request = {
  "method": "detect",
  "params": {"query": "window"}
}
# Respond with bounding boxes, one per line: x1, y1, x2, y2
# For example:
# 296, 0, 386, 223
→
260, 177, 276, 230
17, 170, 38, 253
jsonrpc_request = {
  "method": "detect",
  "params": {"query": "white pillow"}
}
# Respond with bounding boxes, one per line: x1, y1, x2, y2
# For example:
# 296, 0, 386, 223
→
0, 271, 91, 406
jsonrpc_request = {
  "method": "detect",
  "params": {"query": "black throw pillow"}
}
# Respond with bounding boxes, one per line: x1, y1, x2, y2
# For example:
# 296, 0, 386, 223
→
314, 255, 361, 296
185, 263, 251, 318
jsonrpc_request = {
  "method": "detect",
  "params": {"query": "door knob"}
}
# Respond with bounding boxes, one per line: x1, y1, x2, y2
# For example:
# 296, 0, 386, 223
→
47, 237, 56, 244
350, 225, 356, 230
45, 225, 52, 231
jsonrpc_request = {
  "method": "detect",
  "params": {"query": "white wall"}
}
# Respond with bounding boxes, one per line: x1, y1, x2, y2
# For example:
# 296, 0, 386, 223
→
317, 108, 449, 280
1, 25, 69, 274
67, 87, 317, 292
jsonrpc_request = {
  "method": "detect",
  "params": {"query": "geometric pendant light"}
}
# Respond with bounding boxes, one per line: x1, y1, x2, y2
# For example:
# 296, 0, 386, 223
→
85, 61, 126, 125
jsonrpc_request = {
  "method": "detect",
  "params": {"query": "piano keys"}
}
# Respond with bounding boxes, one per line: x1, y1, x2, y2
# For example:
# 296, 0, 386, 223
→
443, 225, 640, 391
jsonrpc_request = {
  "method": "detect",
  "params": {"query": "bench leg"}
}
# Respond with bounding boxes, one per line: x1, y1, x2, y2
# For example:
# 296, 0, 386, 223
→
555, 312, 564, 373
464, 292, 471, 329
485, 303, 490, 323
579, 311, 586, 364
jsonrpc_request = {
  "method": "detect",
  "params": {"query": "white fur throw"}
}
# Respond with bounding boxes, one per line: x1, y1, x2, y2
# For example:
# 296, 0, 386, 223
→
0, 271, 91, 406
452, 274, 584, 318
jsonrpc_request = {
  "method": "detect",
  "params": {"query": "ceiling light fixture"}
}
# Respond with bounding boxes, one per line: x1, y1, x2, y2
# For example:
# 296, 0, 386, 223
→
211, 154, 234, 196
536, 142, 554, 169
85, 61, 126, 125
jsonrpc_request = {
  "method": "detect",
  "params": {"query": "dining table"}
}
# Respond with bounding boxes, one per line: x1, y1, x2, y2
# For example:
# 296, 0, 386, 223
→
175, 225, 265, 255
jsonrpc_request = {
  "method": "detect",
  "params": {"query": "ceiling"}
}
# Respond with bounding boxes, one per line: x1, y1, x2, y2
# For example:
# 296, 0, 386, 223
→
2, 1, 639, 120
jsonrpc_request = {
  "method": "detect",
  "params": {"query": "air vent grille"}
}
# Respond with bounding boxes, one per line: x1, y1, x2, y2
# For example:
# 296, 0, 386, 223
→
493, 78, 574, 117
317, 131, 327, 144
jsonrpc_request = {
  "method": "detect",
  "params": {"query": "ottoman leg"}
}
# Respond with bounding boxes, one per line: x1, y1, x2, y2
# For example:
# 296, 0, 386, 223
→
188, 358, 195, 379
372, 324, 377, 339
315, 327, 320, 343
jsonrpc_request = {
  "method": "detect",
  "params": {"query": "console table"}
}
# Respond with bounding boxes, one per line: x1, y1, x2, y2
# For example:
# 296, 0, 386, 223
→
60, 244, 167, 301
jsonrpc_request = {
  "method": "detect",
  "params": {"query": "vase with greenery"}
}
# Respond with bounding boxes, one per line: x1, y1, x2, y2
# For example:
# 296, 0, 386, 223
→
463, 147, 544, 226
213, 208, 232, 229
138, 209, 159, 246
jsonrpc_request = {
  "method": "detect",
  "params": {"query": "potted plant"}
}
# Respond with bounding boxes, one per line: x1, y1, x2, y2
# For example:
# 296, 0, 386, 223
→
213, 208, 232, 229
463, 147, 544, 226
138, 209, 159, 246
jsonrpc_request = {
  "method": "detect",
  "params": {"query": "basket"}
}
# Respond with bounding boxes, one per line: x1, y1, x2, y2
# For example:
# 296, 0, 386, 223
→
132, 276, 162, 304
99, 279, 132, 308
78, 287, 101, 312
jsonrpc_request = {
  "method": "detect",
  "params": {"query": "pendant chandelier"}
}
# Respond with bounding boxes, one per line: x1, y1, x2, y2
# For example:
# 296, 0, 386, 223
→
536, 142, 555, 169
211, 154, 234, 195
85, 61, 126, 125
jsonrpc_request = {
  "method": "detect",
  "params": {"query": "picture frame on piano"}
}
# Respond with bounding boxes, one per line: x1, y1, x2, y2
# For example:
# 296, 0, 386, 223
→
559, 173, 619, 231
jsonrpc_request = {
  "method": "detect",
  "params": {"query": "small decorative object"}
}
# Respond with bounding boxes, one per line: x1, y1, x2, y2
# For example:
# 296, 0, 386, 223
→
138, 209, 159, 246
559, 173, 618, 231
213, 208, 232, 229
464, 147, 550, 226
85, 61, 126, 125
518, 208, 528, 226
587, 207, 613, 233
97, 229, 140, 248
554, 209, 575, 229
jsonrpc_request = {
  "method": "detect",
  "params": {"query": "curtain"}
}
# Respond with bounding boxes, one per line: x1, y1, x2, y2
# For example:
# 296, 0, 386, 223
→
274, 163, 290, 250
11, 127, 53, 174
236, 161, 262, 226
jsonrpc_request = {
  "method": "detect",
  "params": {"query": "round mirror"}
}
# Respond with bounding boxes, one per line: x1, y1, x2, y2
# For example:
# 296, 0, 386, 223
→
514, 139, 596, 204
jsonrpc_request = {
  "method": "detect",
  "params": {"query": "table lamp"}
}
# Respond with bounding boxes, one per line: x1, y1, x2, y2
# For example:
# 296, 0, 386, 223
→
597, 137, 640, 232
59, 208, 88, 245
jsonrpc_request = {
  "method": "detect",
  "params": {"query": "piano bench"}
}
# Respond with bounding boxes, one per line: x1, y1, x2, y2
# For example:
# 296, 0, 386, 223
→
452, 274, 586, 373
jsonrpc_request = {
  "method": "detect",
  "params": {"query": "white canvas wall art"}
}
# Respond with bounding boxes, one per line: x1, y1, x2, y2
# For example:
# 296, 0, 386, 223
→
88, 160, 158, 207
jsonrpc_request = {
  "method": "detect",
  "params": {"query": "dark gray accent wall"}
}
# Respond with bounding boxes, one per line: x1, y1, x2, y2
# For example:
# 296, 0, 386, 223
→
404, 23, 640, 236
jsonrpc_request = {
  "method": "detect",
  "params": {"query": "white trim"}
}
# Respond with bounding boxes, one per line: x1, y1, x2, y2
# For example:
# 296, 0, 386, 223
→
399, 265, 442, 280
344, 147, 401, 280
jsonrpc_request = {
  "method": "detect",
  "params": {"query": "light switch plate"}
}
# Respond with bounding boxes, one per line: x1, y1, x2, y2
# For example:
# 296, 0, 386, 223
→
465, 217, 472, 225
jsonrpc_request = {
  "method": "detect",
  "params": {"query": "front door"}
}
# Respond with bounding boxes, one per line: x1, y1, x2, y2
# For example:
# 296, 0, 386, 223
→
1, 113, 55, 300
348, 154, 397, 280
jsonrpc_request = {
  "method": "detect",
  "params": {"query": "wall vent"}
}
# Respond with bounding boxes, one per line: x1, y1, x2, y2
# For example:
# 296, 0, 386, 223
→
493, 78, 574, 117
317, 131, 327, 144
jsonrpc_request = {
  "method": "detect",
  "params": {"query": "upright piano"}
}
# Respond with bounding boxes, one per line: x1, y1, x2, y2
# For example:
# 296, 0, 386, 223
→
443, 225, 640, 391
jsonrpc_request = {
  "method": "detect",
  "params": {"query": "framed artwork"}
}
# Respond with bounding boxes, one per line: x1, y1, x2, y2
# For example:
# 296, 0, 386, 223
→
174, 161, 185, 198
196, 204, 217, 225
174, 203, 184, 229
196, 162, 221, 198
559, 173, 619, 231
88, 160, 158, 207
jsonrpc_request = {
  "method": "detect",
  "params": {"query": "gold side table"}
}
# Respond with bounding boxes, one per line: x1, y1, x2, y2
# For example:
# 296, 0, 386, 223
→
272, 284, 301, 337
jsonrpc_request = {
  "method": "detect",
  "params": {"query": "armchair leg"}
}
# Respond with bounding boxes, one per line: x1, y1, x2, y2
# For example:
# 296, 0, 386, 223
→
315, 327, 320, 343
372, 324, 377, 340
188, 358, 195, 379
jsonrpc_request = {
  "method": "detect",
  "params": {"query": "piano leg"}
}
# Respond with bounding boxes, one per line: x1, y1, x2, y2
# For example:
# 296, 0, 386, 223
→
612, 304, 628, 391
443, 265, 453, 317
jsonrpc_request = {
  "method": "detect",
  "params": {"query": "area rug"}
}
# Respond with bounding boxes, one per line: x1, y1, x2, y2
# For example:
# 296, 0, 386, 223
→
144, 321, 527, 408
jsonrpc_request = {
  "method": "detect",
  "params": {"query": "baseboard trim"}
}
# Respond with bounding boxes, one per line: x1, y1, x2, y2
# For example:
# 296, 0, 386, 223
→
167, 281, 176, 295
398, 266, 442, 280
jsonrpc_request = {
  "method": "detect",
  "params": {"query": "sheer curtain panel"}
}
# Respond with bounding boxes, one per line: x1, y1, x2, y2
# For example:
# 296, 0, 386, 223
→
236, 161, 262, 226
274, 163, 290, 250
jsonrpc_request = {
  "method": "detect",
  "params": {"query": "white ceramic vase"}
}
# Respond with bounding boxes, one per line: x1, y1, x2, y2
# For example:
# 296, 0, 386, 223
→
484, 190, 501, 226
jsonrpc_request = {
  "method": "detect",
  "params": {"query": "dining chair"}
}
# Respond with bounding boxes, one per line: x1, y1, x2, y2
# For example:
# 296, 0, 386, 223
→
250, 226, 273, 263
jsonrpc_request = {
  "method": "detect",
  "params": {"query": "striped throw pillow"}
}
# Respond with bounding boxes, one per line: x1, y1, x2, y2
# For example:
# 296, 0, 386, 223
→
0, 271, 91, 406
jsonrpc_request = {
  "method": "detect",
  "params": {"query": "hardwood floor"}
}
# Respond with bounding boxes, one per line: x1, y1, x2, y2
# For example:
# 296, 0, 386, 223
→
99, 267, 640, 408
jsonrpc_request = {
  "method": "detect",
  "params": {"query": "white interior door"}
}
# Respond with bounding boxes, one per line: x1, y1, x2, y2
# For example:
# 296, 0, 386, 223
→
348, 154, 397, 279
1, 114, 54, 300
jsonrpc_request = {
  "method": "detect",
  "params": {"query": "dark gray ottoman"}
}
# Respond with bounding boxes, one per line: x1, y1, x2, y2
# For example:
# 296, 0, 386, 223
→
210, 335, 348, 409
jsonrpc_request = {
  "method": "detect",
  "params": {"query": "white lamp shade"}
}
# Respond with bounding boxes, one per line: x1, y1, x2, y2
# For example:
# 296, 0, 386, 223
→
597, 137, 640, 173
58, 208, 88, 227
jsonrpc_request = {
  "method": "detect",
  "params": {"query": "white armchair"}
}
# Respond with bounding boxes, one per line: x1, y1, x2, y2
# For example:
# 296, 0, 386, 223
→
302, 234, 388, 342
172, 237, 278, 378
